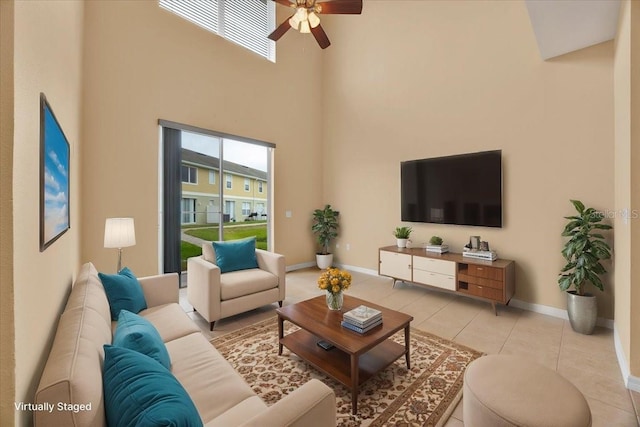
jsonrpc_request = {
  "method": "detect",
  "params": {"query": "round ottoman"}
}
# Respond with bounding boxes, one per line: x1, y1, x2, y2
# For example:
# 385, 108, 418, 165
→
463, 355, 591, 427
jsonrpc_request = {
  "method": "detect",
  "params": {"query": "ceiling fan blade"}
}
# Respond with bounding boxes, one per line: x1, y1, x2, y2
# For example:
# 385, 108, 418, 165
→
316, 0, 363, 14
272, 0, 294, 6
310, 24, 331, 49
268, 17, 293, 41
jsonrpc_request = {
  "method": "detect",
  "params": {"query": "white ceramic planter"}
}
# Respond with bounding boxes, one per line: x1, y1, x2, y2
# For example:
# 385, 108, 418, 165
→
396, 238, 408, 248
316, 253, 333, 270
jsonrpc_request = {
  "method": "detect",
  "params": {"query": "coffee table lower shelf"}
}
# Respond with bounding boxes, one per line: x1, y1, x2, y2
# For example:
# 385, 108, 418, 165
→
280, 328, 406, 395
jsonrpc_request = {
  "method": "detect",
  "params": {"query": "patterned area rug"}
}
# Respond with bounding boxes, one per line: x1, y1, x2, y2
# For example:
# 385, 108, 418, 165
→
211, 317, 482, 426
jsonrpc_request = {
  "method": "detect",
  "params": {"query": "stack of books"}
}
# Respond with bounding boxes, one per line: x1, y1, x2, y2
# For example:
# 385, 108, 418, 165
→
462, 249, 498, 261
341, 305, 383, 333
426, 244, 449, 254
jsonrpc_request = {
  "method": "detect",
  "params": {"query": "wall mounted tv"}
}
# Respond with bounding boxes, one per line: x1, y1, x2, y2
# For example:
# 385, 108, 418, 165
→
401, 150, 502, 227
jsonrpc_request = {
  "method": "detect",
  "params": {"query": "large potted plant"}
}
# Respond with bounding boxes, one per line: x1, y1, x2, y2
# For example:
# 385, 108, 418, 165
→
558, 200, 612, 335
312, 204, 339, 269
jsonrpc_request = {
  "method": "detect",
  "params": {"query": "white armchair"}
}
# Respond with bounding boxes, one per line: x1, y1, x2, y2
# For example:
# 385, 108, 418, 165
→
187, 243, 286, 330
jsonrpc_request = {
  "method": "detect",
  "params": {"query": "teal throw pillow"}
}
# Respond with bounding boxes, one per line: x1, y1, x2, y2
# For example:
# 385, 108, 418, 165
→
212, 237, 259, 273
113, 310, 171, 370
98, 267, 147, 320
103, 345, 203, 427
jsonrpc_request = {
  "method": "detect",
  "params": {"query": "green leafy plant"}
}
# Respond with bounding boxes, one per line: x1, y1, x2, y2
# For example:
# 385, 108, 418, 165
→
558, 200, 612, 296
429, 236, 443, 245
312, 204, 339, 255
393, 226, 412, 239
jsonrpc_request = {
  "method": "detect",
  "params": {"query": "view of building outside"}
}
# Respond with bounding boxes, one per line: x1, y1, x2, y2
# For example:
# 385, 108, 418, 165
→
178, 132, 270, 270
180, 148, 268, 224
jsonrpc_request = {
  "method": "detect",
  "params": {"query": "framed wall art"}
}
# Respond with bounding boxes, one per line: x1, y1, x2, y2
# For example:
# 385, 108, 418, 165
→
40, 93, 70, 251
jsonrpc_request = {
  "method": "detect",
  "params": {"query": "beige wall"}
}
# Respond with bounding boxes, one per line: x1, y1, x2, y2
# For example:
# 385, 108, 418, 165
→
9, 1, 84, 426
630, 0, 640, 379
322, 1, 616, 318
614, 0, 640, 378
0, 1, 15, 423
3, 1, 637, 424
80, 1, 324, 274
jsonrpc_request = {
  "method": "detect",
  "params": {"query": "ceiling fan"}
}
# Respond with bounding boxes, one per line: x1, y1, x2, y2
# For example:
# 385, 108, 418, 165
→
268, 0, 363, 49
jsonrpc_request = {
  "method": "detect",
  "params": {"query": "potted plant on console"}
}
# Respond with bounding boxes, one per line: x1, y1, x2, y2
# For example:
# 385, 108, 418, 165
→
558, 199, 612, 335
312, 204, 339, 269
393, 226, 412, 248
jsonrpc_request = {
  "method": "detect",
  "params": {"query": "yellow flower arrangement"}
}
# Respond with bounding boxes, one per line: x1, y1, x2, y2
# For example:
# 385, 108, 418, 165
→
317, 268, 352, 295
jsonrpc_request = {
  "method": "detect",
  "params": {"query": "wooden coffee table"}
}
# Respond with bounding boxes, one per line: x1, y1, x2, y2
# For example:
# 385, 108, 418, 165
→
276, 295, 413, 415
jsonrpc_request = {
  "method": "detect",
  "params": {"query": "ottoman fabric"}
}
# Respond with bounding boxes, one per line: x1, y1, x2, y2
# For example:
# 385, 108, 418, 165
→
464, 355, 591, 427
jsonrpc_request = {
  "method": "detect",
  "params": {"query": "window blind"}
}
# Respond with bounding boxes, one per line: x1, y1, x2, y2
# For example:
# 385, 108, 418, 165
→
159, 0, 276, 62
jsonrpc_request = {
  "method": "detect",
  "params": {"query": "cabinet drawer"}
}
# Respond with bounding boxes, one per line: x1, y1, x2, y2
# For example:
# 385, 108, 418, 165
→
413, 257, 456, 276
459, 273, 504, 290
468, 264, 502, 280
413, 270, 456, 291
464, 283, 503, 301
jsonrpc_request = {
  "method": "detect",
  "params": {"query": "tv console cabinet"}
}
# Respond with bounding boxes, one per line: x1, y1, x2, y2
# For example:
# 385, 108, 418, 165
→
378, 246, 515, 315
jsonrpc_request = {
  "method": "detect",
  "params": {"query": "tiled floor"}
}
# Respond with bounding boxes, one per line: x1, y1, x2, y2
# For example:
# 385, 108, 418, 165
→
179, 268, 640, 426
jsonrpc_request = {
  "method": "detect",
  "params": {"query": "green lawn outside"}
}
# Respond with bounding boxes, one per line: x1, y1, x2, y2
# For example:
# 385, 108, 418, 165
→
181, 241, 203, 271
184, 226, 267, 248
181, 225, 267, 270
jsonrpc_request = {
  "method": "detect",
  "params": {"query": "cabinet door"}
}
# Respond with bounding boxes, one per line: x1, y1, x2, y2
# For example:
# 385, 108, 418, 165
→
379, 251, 412, 281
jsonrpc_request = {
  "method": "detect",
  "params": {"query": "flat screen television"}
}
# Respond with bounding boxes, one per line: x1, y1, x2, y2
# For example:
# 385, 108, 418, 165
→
401, 150, 502, 227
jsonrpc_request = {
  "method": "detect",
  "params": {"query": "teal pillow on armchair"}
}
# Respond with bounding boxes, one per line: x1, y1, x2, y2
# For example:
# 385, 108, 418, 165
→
212, 237, 259, 273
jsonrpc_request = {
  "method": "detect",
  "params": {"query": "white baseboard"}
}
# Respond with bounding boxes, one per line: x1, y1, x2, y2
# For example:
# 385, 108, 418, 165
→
285, 262, 316, 272
509, 298, 614, 329
333, 263, 378, 276
614, 325, 640, 392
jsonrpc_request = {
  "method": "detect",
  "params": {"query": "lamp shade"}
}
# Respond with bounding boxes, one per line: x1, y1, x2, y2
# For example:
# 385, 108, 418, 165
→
104, 218, 136, 249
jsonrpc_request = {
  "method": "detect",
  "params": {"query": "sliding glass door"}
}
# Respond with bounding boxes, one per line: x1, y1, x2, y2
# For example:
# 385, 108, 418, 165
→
159, 120, 273, 275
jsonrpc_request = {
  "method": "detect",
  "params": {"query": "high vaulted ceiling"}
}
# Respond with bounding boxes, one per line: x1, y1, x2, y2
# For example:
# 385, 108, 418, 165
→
525, 0, 621, 60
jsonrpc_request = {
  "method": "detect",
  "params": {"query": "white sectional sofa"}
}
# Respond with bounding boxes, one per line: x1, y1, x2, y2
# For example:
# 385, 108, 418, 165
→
34, 262, 336, 426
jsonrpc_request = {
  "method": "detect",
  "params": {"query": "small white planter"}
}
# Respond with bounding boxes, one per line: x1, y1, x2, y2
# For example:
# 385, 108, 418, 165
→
316, 254, 333, 269
396, 238, 408, 248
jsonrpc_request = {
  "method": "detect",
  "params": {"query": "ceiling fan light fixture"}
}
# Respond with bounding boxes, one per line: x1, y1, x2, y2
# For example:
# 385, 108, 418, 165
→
294, 7, 308, 22
299, 19, 311, 34
308, 12, 320, 28
288, 16, 300, 30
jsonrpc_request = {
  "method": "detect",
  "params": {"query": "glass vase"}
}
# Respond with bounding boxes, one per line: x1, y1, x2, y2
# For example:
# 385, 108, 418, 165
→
326, 290, 344, 311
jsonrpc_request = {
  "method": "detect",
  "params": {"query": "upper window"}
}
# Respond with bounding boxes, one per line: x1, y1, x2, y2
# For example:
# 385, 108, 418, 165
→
225, 174, 232, 189
209, 170, 215, 184
258, 181, 263, 193
159, 0, 276, 62
182, 165, 197, 184
244, 178, 250, 192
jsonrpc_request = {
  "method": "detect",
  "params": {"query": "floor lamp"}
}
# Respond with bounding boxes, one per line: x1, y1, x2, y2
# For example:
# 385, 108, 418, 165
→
104, 218, 136, 272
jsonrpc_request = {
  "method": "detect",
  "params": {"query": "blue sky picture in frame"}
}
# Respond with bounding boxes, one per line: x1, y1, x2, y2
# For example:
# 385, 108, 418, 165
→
40, 93, 70, 251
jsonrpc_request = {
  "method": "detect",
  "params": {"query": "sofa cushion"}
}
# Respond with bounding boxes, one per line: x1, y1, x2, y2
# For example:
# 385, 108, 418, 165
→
64, 262, 112, 326
220, 269, 278, 301
99, 267, 147, 320
137, 303, 201, 343
165, 332, 256, 423
34, 262, 114, 427
212, 237, 258, 273
113, 310, 171, 369
103, 345, 203, 427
